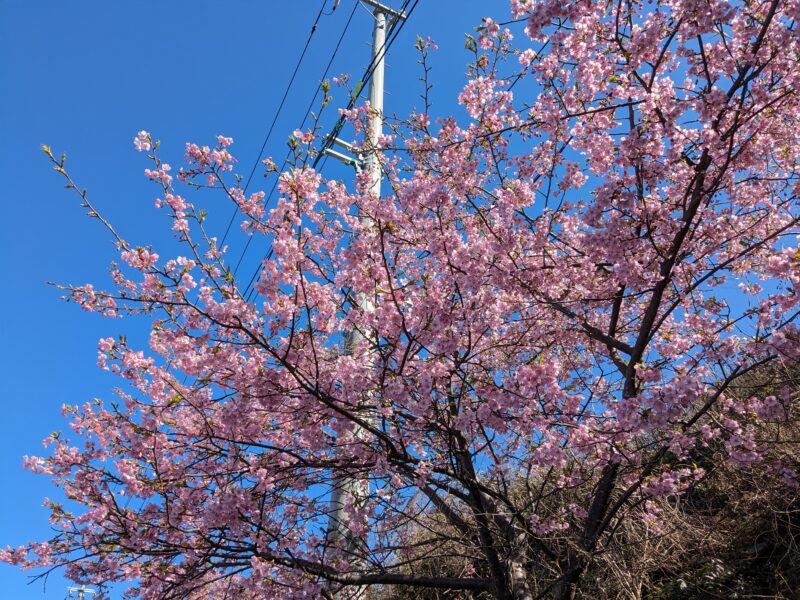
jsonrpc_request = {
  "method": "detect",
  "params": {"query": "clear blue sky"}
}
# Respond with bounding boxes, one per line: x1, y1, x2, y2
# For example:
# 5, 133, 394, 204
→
0, 1, 504, 596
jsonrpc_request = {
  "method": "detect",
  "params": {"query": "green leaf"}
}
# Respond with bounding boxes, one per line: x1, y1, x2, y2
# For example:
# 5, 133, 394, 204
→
464, 34, 477, 52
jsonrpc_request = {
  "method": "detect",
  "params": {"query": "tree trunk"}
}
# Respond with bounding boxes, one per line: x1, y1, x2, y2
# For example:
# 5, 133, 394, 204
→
506, 557, 534, 600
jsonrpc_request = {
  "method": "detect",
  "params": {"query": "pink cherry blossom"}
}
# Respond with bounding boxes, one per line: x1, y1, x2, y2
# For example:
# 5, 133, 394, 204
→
9, 1, 800, 598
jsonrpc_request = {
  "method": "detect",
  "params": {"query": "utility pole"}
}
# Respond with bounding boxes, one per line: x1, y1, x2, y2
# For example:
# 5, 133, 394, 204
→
324, 2, 406, 598
365, 1, 388, 200
66, 586, 96, 600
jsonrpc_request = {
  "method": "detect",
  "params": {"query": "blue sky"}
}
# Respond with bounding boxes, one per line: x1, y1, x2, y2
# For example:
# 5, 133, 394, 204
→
0, 0, 507, 596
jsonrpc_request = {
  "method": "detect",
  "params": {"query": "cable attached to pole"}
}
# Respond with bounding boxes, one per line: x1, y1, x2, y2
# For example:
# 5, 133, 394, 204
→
219, 0, 331, 248
241, 0, 419, 301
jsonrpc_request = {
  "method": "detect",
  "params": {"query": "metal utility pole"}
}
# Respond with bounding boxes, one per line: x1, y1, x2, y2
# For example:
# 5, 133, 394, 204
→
365, 2, 387, 199
325, 1, 406, 597
66, 586, 97, 600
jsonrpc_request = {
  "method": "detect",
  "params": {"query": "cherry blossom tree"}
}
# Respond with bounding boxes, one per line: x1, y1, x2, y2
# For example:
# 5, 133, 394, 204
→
4, 0, 800, 598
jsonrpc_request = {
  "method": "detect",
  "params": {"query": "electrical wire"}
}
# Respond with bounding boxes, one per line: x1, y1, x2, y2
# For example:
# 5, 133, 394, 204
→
240, 0, 419, 302
242, 0, 419, 300
219, 0, 330, 248
313, 0, 416, 169
230, 0, 360, 277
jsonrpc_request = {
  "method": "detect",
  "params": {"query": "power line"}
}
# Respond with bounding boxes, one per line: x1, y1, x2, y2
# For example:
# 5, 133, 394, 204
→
219, 0, 331, 248
313, 0, 416, 169
243, 0, 418, 301
230, 0, 360, 277
238, 0, 412, 297
178, 2, 340, 390
241, 0, 419, 302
